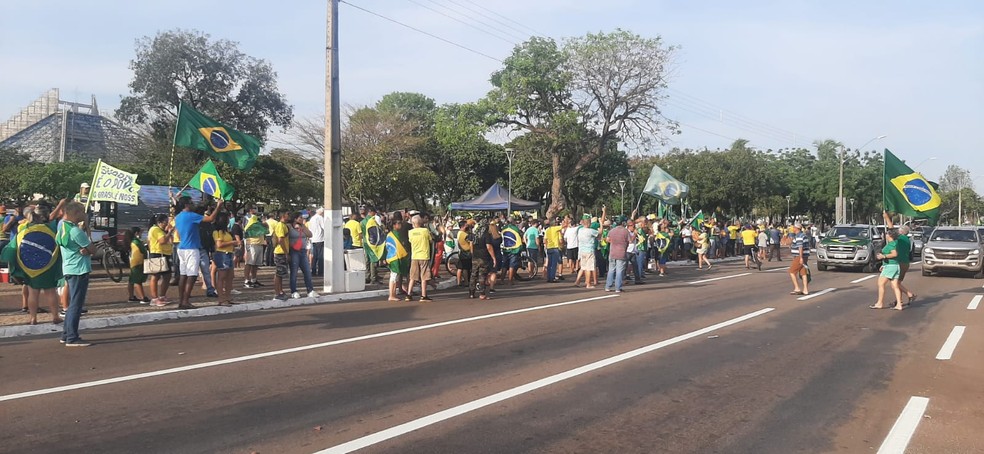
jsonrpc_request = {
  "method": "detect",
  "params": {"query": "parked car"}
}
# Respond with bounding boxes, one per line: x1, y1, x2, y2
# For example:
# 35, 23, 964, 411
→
921, 227, 984, 278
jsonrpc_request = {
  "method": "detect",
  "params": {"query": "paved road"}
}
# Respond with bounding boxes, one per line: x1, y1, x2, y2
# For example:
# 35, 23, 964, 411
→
2, 260, 982, 453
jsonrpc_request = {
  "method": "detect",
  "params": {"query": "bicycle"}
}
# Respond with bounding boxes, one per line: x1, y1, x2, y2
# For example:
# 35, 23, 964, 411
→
90, 237, 127, 282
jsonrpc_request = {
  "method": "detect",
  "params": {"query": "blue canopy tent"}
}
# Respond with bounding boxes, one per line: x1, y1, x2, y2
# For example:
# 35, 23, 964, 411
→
449, 183, 540, 211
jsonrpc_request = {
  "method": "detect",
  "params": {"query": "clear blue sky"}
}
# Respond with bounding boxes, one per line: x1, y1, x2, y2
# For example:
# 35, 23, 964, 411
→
1, 0, 981, 189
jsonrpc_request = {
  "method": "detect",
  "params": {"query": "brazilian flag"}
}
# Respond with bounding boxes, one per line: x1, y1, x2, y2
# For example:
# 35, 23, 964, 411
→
174, 101, 261, 171
501, 225, 523, 253
689, 210, 705, 229
364, 216, 386, 263
188, 160, 234, 201
244, 216, 267, 238
385, 231, 410, 275
883, 149, 940, 223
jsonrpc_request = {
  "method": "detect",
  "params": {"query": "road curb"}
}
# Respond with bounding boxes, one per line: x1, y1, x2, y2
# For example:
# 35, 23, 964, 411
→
0, 279, 458, 339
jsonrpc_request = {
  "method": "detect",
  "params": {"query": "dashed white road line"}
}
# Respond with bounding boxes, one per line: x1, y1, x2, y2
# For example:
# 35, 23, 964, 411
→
936, 326, 966, 360
797, 288, 836, 301
0, 294, 619, 403
969, 295, 982, 310
314, 307, 776, 454
688, 273, 751, 285
851, 275, 877, 284
910, 261, 922, 265
877, 396, 930, 454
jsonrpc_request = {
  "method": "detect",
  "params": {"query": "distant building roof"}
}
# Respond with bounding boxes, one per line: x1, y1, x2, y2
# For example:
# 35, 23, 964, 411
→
0, 89, 143, 164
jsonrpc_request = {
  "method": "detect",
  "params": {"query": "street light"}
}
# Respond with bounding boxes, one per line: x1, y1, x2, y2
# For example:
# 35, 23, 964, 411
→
849, 198, 855, 223
839, 135, 886, 224
618, 179, 626, 217
505, 147, 515, 217
786, 195, 791, 222
913, 156, 937, 169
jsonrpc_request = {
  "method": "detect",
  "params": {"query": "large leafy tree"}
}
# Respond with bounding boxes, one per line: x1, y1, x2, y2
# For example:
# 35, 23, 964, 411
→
115, 29, 293, 178
484, 30, 678, 218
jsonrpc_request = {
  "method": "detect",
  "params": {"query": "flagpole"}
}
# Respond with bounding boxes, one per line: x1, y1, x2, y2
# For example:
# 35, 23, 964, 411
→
168, 102, 183, 196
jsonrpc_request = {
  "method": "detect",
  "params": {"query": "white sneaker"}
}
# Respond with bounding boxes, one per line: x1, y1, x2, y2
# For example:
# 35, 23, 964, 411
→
307, 290, 319, 298
291, 292, 301, 299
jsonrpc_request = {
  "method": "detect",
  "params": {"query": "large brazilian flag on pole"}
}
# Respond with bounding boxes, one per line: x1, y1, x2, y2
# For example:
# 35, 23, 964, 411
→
174, 101, 261, 171
883, 149, 940, 224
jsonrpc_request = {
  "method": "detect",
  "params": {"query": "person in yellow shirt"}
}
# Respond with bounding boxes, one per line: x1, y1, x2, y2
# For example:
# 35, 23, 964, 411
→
543, 218, 564, 282
127, 227, 150, 304
727, 222, 740, 257
456, 220, 474, 286
344, 213, 363, 249
271, 211, 290, 301
740, 224, 762, 270
406, 215, 433, 302
212, 212, 239, 306
148, 214, 174, 307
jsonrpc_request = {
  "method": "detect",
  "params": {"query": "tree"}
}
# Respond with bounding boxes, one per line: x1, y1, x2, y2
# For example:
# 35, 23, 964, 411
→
938, 165, 973, 193
484, 30, 678, 218
341, 106, 437, 210
116, 29, 293, 146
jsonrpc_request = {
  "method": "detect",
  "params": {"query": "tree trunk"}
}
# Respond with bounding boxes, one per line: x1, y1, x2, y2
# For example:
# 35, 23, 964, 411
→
545, 152, 567, 219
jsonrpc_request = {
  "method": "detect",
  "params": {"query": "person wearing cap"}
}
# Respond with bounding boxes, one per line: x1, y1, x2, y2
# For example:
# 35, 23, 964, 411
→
73, 182, 91, 205
788, 223, 811, 296
573, 207, 607, 289
696, 230, 712, 270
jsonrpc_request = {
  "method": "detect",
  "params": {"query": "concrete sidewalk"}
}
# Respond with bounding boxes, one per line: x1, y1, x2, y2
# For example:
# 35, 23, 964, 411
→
0, 256, 755, 339
0, 279, 458, 339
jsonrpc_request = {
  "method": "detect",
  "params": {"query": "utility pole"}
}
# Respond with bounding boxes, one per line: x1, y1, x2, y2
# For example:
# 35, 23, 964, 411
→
323, 0, 344, 293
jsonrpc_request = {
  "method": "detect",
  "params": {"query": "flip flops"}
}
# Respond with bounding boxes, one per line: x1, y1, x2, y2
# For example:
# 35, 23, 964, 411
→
790, 291, 804, 295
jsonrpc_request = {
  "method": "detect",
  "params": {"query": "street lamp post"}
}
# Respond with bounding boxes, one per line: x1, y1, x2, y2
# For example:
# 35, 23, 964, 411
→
619, 179, 626, 217
849, 198, 855, 223
505, 147, 515, 217
786, 195, 791, 222
839, 135, 886, 224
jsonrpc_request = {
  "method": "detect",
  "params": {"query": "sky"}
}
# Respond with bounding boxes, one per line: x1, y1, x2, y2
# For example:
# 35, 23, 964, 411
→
1, 0, 981, 190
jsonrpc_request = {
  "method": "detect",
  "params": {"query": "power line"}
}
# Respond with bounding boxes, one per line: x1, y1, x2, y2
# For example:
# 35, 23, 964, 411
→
339, 0, 503, 63
441, 0, 537, 39
457, 0, 547, 36
406, 0, 518, 45
344, 0, 814, 147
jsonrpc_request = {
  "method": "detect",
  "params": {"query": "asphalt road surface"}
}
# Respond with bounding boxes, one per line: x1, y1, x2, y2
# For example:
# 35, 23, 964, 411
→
2, 259, 983, 454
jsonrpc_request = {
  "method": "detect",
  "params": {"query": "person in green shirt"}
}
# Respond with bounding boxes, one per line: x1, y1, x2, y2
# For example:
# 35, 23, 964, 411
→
57, 201, 92, 345
871, 229, 905, 311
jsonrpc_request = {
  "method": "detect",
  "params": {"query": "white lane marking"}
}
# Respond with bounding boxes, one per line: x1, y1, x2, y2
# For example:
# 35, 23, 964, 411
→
935, 326, 966, 360
688, 273, 751, 285
969, 295, 982, 310
910, 261, 922, 266
797, 288, 836, 301
764, 267, 788, 273
851, 275, 877, 284
0, 294, 619, 403
314, 308, 776, 454
877, 396, 930, 454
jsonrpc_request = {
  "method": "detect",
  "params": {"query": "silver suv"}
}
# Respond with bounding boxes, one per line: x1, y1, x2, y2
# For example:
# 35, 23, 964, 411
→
922, 227, 984, 278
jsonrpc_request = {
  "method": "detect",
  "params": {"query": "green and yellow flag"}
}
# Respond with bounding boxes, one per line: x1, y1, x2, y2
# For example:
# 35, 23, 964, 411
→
174, 101, 261, 171
364, 215, 386, 263
689, 210, 705, 229
189, 160, 234, 201
883, 149, 940, 223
